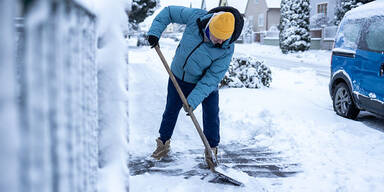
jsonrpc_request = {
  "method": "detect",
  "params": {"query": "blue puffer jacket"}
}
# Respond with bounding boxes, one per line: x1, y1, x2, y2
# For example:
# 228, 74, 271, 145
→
148, 6, 243, 109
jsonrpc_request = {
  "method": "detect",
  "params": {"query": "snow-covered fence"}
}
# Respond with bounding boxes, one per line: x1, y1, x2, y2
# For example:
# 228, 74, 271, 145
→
23, 1, 98, 191
324, 26, 338, 39
265, 30, 279, 38
310, 25, 337, 50
263, 29, 280, 46
322, 25, 338, 50
0, 1, 19, 192
1, 1, 99, 192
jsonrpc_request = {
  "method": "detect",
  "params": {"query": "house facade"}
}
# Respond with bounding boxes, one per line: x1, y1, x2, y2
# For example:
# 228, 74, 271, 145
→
309, 0, 340, 26
243, 0, 281, 42
309, 0, 339, 49
244, 0, 281, 32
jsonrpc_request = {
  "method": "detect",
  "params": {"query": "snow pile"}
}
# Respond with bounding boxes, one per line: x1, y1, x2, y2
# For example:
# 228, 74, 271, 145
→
220, 56, 272, 88
89, 0, 131, 192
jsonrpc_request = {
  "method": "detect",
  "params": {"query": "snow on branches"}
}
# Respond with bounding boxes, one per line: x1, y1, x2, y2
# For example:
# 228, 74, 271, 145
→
279, 0, 311, 54
220, 56, 272, 89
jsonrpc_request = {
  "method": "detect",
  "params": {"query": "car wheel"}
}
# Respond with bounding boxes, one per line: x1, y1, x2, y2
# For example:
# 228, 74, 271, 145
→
332, 82, 360, 119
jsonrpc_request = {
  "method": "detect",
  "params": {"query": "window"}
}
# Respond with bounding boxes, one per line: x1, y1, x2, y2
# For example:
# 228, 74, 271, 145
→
334, 22, 362, 50
258, 14, 264, 27
317, 3, 328, 16
364, 17, 384, 52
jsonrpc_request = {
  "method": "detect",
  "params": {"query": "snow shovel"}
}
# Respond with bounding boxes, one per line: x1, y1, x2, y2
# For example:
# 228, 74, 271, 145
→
154, 45, 243, 187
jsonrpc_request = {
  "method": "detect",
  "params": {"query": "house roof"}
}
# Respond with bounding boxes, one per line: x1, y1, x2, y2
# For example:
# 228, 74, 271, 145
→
266, 0, 281, 9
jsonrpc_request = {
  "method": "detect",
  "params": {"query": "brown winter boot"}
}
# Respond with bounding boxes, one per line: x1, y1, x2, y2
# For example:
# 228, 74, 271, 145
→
151, 138, 170, 160
204, 147, 218, 168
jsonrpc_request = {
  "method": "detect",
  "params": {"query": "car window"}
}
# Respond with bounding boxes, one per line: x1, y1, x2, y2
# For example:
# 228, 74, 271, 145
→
365, 17, 384, 52
334, 21, 362, 50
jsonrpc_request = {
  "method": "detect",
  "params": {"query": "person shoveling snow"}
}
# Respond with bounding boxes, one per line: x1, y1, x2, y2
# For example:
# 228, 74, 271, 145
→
146, 5, 244, 186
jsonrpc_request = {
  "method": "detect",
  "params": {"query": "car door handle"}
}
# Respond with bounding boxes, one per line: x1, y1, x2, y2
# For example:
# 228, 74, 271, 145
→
333, 50, 355, 58
381, 63, 384, 77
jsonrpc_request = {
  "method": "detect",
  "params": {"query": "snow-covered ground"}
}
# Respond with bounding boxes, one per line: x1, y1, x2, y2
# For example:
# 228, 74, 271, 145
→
127, 38, 384, 191
235, 43, 331, 67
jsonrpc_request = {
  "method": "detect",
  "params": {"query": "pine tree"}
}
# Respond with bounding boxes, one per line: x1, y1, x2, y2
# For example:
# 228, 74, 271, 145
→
243, 17, 254, 43
279, 0, 311, 54
334, 0, 375, 25
128, 0, 158, 30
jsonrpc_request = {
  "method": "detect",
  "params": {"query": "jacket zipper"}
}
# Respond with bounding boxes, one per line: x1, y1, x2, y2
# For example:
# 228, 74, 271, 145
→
182, 40, 205, 81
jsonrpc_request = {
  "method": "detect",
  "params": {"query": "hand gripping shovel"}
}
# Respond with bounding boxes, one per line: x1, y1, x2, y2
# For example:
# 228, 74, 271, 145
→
154, 45, 243, 186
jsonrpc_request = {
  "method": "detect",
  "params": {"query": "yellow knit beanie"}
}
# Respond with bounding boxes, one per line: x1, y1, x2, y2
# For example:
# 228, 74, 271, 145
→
209, 12, 235, 40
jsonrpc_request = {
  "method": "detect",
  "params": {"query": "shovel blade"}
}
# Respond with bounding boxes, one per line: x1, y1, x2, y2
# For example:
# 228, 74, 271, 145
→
209, 170, 244, 186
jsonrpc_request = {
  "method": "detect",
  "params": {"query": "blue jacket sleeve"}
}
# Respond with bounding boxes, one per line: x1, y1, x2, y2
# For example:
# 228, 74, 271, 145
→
147, 6, 203, 38
187, 46, 234, 109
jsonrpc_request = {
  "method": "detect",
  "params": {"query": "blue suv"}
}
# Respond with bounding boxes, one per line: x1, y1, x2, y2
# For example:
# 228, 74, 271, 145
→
329, 1, 384, 119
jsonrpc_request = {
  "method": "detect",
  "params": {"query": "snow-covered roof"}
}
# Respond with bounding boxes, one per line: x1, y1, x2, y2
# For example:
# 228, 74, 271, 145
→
266, 0, 281, 9
344, 0, 384, 20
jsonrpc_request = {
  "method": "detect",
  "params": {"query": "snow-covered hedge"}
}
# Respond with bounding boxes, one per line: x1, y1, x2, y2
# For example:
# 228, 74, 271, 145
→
1, 1, 130, 192
220, 56, 272, 88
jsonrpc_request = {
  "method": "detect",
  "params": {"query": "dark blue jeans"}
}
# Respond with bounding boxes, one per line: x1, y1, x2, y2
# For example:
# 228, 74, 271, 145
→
159, 77, 220, 147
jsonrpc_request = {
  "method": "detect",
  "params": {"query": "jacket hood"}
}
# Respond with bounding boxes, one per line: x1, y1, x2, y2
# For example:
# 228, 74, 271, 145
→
197, 6, 244, 45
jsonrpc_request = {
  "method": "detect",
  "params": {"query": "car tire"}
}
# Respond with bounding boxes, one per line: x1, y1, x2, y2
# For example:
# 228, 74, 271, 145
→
332, 82, 360, 119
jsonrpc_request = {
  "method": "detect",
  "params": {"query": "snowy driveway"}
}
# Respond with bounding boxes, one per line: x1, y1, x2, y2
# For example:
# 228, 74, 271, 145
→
127, 39, 384, 192
235, 43, 331, 77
